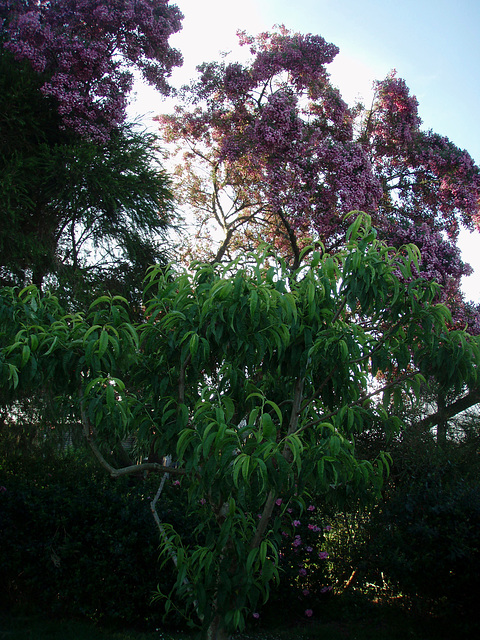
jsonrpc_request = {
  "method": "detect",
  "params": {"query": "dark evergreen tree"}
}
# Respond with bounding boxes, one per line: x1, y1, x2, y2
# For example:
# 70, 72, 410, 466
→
0, 49, 175, 307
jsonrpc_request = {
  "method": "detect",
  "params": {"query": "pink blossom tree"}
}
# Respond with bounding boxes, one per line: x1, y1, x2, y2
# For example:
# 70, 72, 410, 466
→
0, 0, 183, 141
156, 27, 480, 331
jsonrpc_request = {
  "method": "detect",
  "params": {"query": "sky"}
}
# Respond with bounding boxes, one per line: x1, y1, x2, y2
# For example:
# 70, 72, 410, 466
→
128, 0, 480, 300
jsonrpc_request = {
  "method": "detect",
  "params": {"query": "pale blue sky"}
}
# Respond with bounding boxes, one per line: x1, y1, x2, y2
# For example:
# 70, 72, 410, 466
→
130, 0, 480, 300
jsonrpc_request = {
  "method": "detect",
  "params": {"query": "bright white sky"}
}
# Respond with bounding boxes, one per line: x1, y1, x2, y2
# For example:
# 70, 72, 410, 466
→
128, 0, 480, 301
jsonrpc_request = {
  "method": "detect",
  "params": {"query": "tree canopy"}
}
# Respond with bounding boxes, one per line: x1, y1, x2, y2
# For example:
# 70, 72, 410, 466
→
2, 14, 480, 640
0, 0, 183, 141
157, 26, 480, 331
2, 214, 479, 639
0, 2, 181, 301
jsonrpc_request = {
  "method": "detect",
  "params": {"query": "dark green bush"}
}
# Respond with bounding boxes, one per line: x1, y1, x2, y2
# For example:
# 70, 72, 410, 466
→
367, 463, 480, 615
0, 452, 195, 627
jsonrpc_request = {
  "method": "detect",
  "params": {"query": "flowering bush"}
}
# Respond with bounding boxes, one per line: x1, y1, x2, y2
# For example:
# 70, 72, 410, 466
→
266, 500, 334, 618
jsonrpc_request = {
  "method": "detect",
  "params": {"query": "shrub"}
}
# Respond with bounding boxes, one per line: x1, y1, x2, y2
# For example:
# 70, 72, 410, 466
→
367, 462, 480, 615
262, 500, 334, 622
0, 452, 195, 627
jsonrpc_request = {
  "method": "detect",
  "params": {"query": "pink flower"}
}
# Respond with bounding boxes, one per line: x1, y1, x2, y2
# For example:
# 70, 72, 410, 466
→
298, 568, 307, 576
302, 588, 310, 596
305, 609, 313, 617
306, 546, 313, 553
253, 612, 260, 619
293, 519, 301, 527
318, 551, 329, 560
324, 525, 332, 532
199, 498, 206, 505
307, 505, 315, 511
275, 498, 283, 505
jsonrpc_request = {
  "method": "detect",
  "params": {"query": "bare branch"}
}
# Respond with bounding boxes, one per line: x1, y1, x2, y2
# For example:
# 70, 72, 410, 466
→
415, 387, 480, 432
78, 388, 187, 478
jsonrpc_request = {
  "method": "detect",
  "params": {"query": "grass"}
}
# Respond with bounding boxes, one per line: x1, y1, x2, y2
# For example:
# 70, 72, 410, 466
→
1, 595, 477, 640
0, 616, 166, 640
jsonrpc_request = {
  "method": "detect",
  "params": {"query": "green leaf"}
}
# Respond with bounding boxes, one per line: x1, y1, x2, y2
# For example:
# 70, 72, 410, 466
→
202, 431, 217, 459
259, 540, 268, 565
21, 344, 30, 368
189, 333, 199, 357
177, 428, 195, 459
261, 558, 275, 583
177, 403, 189, 429
266, 401, 283, 427
261, 413, 277, 439
222, 396, 235, 422
44, 335, 59, 356
83, 324, 102, 342
250, 289, 258, 319
246, 547, 259, 574
329, 435, 341, 457
346, 213, 363, 242
8, 364, 19, 389
98, 329, 109, 358
106, 383, 115, 410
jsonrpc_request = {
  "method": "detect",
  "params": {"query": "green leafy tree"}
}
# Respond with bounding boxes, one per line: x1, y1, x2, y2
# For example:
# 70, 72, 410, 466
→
1, 214, 479, 639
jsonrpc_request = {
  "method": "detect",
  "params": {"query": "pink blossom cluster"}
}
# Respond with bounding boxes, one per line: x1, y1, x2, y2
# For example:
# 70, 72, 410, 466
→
379, 220, 480, 333
371, 72, 422, 153
364, 72, 480, 243
1, 0, 183, 141
252, 90, 302, 152
237, 26, 338, 89
158, 27, 382, 251
272, 499, 333, 616
382, 221, 470, 285
408, 132, 480, 233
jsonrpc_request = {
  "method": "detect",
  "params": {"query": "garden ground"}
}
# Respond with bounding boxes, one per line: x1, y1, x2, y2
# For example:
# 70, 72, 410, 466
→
1, 593, 477, 640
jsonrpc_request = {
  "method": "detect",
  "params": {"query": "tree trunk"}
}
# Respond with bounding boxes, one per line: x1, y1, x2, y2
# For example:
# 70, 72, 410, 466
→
437, 393, 447, 447
207, 614, 230, 640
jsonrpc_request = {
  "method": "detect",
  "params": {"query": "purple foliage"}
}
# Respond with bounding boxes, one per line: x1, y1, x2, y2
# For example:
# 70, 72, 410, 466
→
1, 0, 183, 141
157, 27, 480, 331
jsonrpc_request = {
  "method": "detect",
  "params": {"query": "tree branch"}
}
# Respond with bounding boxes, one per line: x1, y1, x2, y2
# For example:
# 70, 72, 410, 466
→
415, 387, 480, 432
277, 209, 301, 271
302, 370, 422, 431
250, 376, 305, 551
78, 388, 187, 479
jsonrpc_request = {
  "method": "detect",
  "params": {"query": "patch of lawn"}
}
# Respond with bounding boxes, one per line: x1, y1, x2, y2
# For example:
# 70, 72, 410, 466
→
0, 615, 174, 640
1, 597, 478, 640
